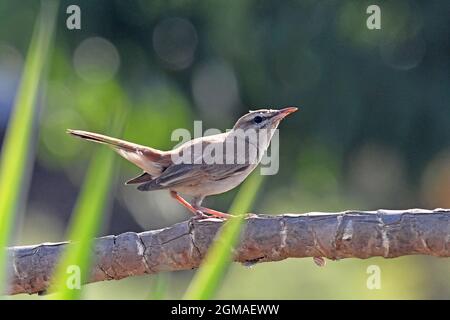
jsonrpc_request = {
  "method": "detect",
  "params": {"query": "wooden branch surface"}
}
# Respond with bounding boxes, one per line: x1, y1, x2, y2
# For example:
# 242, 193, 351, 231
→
7, 208, 450, 295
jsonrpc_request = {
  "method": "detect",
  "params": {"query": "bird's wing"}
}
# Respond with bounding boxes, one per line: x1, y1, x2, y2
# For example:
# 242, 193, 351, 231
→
137, 131, 252, 191
125, 172, 153, 185
137, 163, 250, 191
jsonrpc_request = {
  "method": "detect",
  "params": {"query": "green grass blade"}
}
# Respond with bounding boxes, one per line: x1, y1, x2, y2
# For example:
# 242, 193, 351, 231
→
149, 273, 168, 300
48, 140, 118, 300
0, 0, 58, 294
183, 172, 264, 300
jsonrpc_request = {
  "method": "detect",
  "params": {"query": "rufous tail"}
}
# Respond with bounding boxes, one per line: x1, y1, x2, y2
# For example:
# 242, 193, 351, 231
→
67, 129, 171, 176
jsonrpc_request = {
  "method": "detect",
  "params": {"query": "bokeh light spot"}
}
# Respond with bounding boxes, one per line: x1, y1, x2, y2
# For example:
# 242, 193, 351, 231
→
380, 35, 426, 70
73, 37, 120, 83
192, 60, 240, 121
152, 17, 198, 70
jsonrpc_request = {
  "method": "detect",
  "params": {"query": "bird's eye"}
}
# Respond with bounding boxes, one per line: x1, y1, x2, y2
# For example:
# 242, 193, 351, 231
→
253, 116, 263, 124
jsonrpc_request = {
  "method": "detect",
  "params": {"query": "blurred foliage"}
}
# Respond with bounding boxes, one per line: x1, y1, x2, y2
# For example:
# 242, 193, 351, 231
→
1, 0, 449, 299
148, 273, 168, 300
48, 116, 120, 299
0, 0, 57, 294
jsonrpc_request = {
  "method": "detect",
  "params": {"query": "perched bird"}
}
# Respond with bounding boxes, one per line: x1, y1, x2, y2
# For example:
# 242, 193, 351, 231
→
67, 107, 297, 219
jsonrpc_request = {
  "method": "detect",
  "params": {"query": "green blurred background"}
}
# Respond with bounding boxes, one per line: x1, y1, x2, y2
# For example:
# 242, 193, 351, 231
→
1, 0, 449, 299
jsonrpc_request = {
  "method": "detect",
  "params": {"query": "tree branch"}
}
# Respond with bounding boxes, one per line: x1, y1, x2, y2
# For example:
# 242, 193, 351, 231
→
6, 208, 450, 295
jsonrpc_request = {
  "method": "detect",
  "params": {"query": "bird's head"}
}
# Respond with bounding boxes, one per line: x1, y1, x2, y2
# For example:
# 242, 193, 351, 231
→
232, 107, 298, 131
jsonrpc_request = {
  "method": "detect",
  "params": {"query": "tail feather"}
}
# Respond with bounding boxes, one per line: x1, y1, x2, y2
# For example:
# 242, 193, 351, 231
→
67, 129, 171, 176
67, 129, 149, 152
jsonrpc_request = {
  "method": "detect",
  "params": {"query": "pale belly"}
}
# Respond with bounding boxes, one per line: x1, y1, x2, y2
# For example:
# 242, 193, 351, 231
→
171, 164, 257, 197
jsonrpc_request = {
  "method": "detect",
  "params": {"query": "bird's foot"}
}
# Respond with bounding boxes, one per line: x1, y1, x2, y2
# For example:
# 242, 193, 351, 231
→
169, 191, 233, 220
198, 206, 233, 219
245, 213, 258, 219
192, 210, 210, 220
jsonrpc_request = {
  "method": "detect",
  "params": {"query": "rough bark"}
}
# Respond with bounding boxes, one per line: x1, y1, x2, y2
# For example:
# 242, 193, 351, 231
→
6, 208, 450, 295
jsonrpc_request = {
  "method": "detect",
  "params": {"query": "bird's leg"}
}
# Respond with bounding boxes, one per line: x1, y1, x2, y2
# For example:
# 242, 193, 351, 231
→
170, 191, 207, 218
192, 196, 234, 219
191, 196, 208, 218
170, 191, 233, 219
196, 206, 234, 219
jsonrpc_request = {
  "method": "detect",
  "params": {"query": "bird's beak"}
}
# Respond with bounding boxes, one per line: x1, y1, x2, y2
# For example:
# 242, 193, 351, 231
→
272, 106, 299, 121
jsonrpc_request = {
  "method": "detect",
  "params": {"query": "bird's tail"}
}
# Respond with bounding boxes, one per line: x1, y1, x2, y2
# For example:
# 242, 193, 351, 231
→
67, 129, 170, 176
67, 129, 148, 151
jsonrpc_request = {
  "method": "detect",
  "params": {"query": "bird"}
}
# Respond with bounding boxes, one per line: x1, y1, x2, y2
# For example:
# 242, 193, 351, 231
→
67, 107, 298, 219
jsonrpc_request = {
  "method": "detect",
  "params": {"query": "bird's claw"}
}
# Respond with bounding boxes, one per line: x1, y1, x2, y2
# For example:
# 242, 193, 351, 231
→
189, 210, 210, 220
